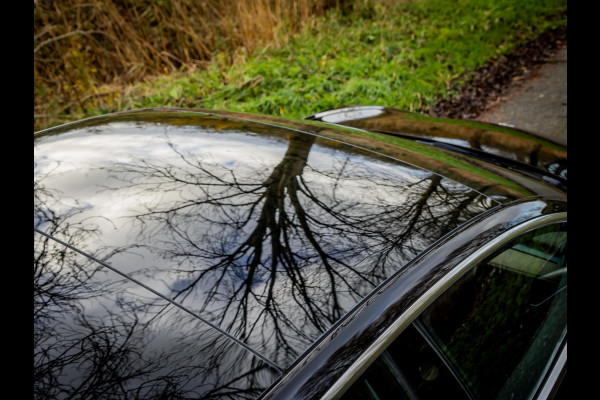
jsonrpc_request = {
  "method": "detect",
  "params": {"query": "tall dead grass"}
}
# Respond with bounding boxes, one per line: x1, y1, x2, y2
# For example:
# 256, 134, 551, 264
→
33, 0, 341, 130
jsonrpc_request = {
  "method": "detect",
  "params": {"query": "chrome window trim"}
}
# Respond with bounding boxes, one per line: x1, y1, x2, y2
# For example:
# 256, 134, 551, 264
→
321, 212, 567, 400
535, 342, 567, 400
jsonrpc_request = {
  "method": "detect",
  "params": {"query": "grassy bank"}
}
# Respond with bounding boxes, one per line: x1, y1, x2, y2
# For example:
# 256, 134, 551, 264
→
34, 0, 337, 130
34, 0, 567, 131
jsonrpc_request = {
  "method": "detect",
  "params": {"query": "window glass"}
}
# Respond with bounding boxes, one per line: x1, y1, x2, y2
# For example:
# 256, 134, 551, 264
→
417, 222, 567, 399
340, 222, 566, 400
339, 355, 412, 400
386, 324, 469, 399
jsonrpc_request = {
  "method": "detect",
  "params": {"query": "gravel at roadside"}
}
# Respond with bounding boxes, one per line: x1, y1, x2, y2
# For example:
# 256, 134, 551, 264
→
476, 47, 566, 145
429, 25, 567, 145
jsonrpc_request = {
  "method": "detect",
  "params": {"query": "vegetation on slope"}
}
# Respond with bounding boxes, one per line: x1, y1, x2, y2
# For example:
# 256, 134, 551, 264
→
34, 0, 567, 131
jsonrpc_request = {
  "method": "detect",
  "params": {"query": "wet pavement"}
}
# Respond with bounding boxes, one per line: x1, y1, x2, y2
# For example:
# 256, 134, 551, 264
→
476, 47, 567, 146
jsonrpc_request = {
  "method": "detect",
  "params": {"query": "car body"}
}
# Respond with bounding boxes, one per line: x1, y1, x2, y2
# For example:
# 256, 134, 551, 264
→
34, 107, 567, 399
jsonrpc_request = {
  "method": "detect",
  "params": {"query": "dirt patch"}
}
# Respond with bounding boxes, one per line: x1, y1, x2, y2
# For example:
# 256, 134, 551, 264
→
428, 24, 567, 120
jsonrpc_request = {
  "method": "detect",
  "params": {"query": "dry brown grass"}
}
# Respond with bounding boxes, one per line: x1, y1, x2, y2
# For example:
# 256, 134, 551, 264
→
33, 0, 340, 130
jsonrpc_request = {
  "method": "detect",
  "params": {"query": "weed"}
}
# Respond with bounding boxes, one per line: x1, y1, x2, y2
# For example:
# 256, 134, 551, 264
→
34, 0, 567, 130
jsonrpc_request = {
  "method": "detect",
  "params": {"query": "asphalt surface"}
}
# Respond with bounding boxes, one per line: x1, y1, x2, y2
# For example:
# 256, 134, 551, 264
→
476, 47, 567, 146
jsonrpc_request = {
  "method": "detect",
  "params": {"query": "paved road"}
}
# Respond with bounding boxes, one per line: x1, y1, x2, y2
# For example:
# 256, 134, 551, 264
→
477, 47, 567, 146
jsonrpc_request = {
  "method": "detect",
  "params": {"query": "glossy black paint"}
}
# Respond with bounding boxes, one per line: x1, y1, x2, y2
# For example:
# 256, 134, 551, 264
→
261, 198, 566, 399
306, 106, 567, 194
34, 109, 567, 399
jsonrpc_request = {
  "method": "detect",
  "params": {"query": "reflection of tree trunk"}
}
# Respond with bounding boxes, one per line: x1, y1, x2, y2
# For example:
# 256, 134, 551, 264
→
93, 128, 493, 366
467, 130, 483, 151
237, 133, 316, 309
409, 174, 442, 230
267, 133, 316, 186
528, 144, 541, 166
259, 132, 316, 257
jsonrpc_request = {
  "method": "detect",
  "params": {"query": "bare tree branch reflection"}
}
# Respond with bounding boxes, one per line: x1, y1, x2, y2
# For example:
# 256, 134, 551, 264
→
103, 128, 492, 367
34, 171, 277, 399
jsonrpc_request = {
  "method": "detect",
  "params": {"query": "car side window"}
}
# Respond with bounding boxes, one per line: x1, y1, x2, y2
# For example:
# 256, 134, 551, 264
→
340, 321, 469, 400
339, 354, 412, 400
340, 322, 470, 400
341, 222, 567, 400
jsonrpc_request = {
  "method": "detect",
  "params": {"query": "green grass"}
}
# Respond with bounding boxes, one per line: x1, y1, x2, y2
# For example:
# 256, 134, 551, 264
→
47, 0, 567, 129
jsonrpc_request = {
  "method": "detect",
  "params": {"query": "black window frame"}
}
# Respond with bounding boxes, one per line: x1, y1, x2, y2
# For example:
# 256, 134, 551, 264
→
324, 212, 567, 400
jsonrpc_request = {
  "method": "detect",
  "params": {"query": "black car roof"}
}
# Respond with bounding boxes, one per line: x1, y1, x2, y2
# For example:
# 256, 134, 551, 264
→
34, 109, 564, 398
306, 106, 567, 193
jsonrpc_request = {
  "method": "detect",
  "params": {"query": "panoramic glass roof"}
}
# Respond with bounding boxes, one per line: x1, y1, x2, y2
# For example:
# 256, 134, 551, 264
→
34, 229, 280, 398
34, 111, 497, 395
